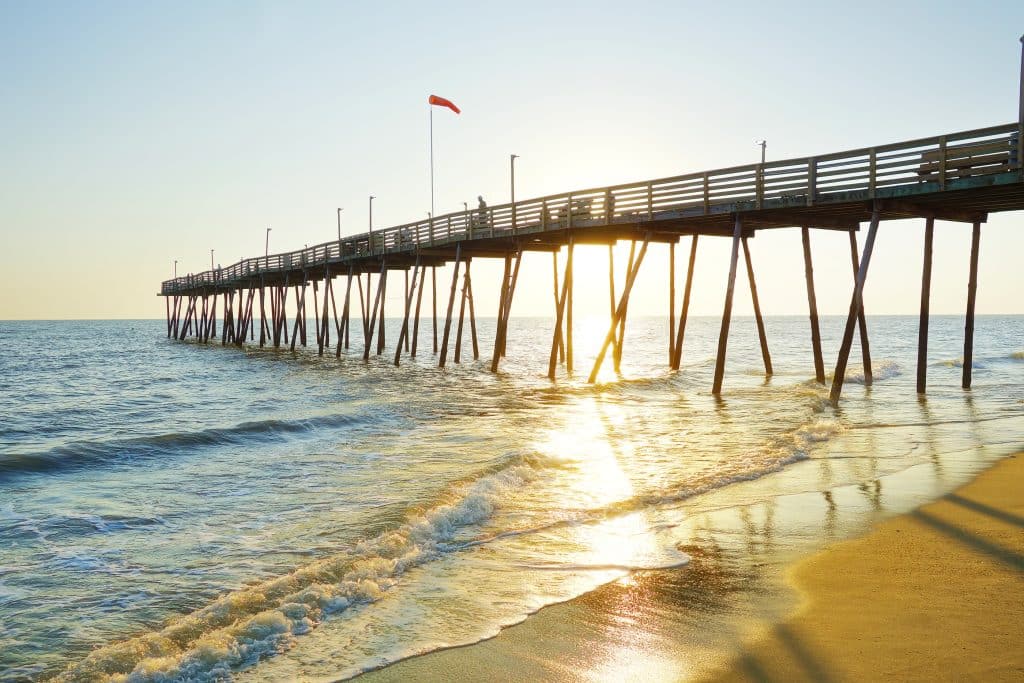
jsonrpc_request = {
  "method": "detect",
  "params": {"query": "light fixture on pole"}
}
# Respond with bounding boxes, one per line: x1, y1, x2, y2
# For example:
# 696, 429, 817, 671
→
337, 207, 343, 240
174, 260, 178, 278
757, 140, 766, 164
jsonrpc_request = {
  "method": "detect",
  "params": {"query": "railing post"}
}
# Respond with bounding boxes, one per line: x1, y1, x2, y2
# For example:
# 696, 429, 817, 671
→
756, 163, 764, 209
868, 148, 877, 198
567, 193, 573, 230
938, 136, 948, 190
647, 182, 653, 219
542, 201, 548, 230
807, 157, 817, 207
703, 173, 710, 214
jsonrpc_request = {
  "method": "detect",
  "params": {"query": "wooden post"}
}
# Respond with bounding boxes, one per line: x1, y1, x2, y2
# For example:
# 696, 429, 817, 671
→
548, 243, 573, 380
376, 268, 388, 356
849, 231, 873, 385
411, 263, 427, 358
712, 215, 744, 395
669, 241, 676, 365
801, 228, 825, 384
290, 277, 307, 351
614, 241, 637, 372
258, 282, 267, 347
917, 217, 935, 393
490, 254, 512, 372
403, 271, 410, 352
356, 273, 367, 346
830, 208, 881, 404
672, 235, 698, 370
742, 236, 773, 377
552, 250, 565, 362
587, 237, 649, 383
336, 268, 354, 358
501, 252, 522, 358
363, 262, 386, 361
608, 244, 619, 361
432, 266, 438, 354
566, 241, 574, 373
438, 245, 462, 367
165, 295, 172, 338
209, 293, 217, 339
962, 221, 981, 389
454, 261, 469, 364
467, 261, 479, 360
312, 279, 321, 350
394, 256, 421, 366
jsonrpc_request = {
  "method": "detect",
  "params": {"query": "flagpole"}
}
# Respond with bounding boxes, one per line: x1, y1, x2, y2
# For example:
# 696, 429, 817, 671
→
429, 106, 435, 222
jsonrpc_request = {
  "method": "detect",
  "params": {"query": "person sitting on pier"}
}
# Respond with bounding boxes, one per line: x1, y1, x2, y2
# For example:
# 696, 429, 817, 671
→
475, 195, 489, 230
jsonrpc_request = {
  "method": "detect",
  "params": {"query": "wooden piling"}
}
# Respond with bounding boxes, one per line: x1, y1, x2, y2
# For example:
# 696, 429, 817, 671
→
490, 254, 512, 373
671, 235, 698, 370
454, 261, 469, 364
411, 263, 427, 358
917, 217, 934, 393
501, 252, 522, 359
432, 266, 438, 354
962, 221, 981, 389
394, 256, 421, 366
363, 262, 386, 361
608, 245, 618, 361
614, 241, 637, 372
830, 208, 881, 404
376, 269, 388, 356
849, 231, 873, 385
552, 251, 565, 363
467, 261, 479, 360
438, 245, 462, 368
742, 236, 773, 377
669, 241, 676, 365
587, 237, 649, 383
801, 228, 825, 384
548, 243, 573, 380
566, 242, 574, 373
712, 215, 744, 395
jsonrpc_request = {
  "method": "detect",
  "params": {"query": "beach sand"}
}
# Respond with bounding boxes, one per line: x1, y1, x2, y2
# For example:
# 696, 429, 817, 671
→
705, 451, 1024, 683
356, 452, 1024, 682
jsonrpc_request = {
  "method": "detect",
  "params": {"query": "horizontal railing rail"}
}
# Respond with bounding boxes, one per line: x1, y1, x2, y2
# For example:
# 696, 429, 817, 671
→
162, 122, 1020, 294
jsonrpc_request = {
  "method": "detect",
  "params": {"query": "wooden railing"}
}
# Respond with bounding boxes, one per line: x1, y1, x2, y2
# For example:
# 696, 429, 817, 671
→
162, 123, 1020, 294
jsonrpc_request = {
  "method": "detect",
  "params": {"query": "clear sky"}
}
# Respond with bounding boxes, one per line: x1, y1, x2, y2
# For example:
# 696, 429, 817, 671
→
2, 1, 1023, 320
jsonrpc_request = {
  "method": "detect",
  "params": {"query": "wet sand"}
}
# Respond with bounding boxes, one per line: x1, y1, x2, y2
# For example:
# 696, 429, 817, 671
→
705, 452, 1024, 683
355, 452, 1024, 682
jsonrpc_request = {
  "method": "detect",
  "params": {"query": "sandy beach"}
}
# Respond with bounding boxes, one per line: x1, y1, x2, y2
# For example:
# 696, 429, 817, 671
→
356, 451, 1024, 682
705, 451, 1024, 683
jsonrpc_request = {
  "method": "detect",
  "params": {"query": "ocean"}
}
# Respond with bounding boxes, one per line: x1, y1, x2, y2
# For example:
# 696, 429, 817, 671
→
1, 315, 1022, 681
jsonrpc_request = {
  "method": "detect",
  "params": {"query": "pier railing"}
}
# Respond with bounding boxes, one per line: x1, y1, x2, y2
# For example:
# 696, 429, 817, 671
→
162, 122, 1019, 294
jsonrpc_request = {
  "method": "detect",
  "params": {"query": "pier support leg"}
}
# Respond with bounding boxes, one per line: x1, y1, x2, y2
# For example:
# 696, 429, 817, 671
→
671, 235, 698, 370
917, 217, 934, 393
337, 267, 354, 358
830, 208, 881, 404
608, 245, 618, 361
669, 241, 676, 365
742, 236, 773, 377
962, 221, 981, 389
712, 215, 744, 395
455, 261, 470, 364
614, 241, 637, 372
209, 294, 217, 340
411, 263, 427, 358
801, 228, 825, 384
467, 261, 479, 361
432, 266, 438, 354
439, 245, 463, 368
291, 277, 308, 352
376, 269, 388, 356
548, 241, 575, 380
363, 263, 386, 361
395, 256, 421, 366
490, 251, 523, 373
588, 237, 649, 383
356, 274, 367, 347
849, 231, 873, 385
552, 251, 565, 363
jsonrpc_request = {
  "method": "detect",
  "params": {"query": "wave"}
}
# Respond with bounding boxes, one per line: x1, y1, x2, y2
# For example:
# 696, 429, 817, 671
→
52, 462, 538, 682
840, 358, 901, 384
0, 412, 371, 480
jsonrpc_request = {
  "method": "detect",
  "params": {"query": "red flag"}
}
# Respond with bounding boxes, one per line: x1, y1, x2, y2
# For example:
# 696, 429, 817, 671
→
428, 94, 460, 114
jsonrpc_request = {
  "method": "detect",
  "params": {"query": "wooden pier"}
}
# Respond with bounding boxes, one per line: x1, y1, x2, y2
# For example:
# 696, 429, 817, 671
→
161, 121, 1024, 403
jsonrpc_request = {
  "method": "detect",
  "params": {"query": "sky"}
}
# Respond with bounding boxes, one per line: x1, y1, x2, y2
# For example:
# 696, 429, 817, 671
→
2, 0, 1023, 320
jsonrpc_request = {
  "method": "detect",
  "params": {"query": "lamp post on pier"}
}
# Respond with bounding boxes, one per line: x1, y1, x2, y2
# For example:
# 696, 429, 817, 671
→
337, 207, 343, 240
174, 260, 178, 278
210, 249, 214, 271
265, 227, 271, 258
510, 154, 519, 231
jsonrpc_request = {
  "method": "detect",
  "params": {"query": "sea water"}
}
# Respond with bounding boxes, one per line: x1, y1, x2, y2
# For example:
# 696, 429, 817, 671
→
1, 316, 1022, 681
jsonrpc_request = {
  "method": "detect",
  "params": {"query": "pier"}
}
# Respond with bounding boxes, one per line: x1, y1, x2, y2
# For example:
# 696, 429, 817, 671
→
161, 119, 1024, 403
